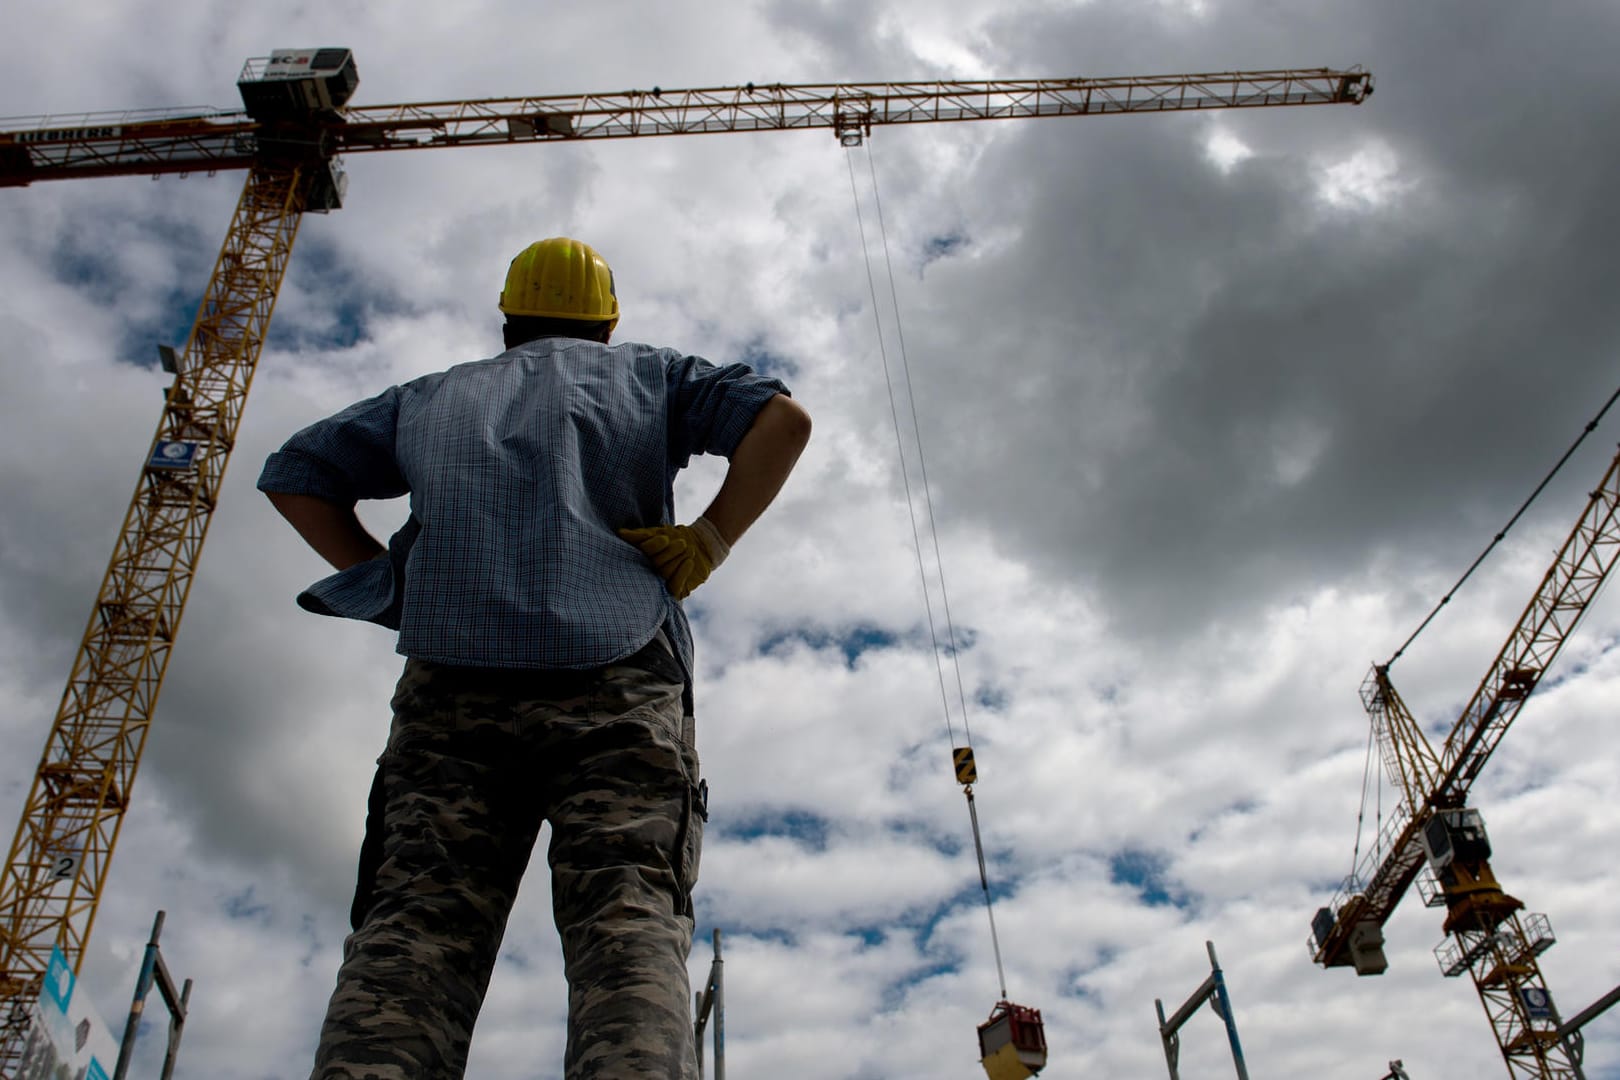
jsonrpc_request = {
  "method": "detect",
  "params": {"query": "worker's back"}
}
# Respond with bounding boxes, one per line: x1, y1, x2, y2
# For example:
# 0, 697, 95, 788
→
264, 334, 785, 670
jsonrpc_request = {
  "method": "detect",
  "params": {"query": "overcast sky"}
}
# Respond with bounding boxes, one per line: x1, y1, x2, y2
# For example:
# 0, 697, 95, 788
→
4, 1, 1620, 1077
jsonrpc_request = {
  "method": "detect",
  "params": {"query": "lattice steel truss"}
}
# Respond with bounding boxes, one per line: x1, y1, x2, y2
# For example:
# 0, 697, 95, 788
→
1317, 447, 1620, 965
1314, 446, 1620, 1077
0, 69, 1371, 185
1447, 909, 1575, 1079
0, 165, 304, 1071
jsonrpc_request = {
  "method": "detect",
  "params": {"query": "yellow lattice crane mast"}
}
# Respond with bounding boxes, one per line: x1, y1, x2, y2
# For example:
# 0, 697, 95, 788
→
0, 50, 1372, 1071
1311, 445, 1620, 1078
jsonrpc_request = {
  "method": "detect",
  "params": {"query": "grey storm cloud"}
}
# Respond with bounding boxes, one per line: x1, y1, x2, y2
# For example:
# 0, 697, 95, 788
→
3, 1, 1620, 1076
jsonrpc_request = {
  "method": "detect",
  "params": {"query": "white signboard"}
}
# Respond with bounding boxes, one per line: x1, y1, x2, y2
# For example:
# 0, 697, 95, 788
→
15, 946, 118, 1080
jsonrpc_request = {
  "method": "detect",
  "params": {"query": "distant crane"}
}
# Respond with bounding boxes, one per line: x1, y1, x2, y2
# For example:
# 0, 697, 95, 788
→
1310, 444, 1620, 1078
0, 49, 1372, 1072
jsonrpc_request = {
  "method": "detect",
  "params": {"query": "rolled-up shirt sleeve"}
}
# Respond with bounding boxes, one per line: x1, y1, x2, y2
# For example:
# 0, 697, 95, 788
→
257, 386, 410, 502
665, 355, 790, 467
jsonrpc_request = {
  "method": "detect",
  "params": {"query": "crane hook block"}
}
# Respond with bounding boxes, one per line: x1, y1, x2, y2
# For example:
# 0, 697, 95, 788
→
978, 1000, 1046, 1079
953, 746, 977, 786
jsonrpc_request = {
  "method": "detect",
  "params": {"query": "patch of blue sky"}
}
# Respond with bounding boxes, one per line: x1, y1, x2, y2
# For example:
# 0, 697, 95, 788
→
931, 624, 978, 657
1536, 667, 1577, 695
1108, 848, 1192, 910
1480, 765, 1561, 803
705, 920, 963, 1017
879, 956, 964, 1013
499, 945, 535, 971
1308, 875, 1352, 896
752, 619, 982, 671
881, 814, 964, 859
297, 913, 324, 969
44, 213, 215, 366
1533, 632, 1620, 695
277, 237, 376, 351
1059, 980, 1103, 1005
95, 286, 207, 372
284, 294, 368, 352
716, 806, 831, 851
707, 875, 1001, 962
738, 338, 800, 381
1059, 946, 1119, 1000
920, 231, 967, 270
1419, 660, 1586, 737
975, 683, 1009, 712
921, 878, 1018, 930
223, 884, 270, 922
759, 623, 899, 669
691, 918, 798, 948
1185, 798, 1259, 845
885, 742, 941, 794
47, 227, 152, 301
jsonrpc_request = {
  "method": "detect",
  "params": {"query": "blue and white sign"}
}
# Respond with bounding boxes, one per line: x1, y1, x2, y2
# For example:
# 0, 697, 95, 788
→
42, 946, 74, 1013
15, 945, 118, 1080
1520, 986, 1554, 1021
148, 440, 199, 470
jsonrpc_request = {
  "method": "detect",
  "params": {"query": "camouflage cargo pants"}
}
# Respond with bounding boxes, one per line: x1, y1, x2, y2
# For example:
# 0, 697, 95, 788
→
311, 637, 705, 1079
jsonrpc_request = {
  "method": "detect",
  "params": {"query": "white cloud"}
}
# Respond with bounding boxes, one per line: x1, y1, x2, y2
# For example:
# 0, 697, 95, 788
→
1315, 141, 1412, 210
5, 2, 1620, 1078
1204, 126, 1255, 173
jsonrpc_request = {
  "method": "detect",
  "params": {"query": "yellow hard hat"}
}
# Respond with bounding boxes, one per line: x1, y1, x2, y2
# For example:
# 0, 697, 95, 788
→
499, 237, 619, 331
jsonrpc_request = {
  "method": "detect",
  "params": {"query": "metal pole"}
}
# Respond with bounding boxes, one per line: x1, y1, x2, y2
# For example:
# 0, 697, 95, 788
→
1155, 997, 1180, 1080
1156, 941, 1251, 1080
695, 989, 705, 1080
1558, 980, 1620, 1071
693, 928, 725, 1080
1206, 942, 1249, 1080
111, 910, 191, 1080
712, 928, 725, 1080
113, 911, 166, 1080
159, 977, 192, 1080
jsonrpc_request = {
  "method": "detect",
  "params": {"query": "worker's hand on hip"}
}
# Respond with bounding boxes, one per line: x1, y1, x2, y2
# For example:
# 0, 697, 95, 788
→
618, 517, 730, 600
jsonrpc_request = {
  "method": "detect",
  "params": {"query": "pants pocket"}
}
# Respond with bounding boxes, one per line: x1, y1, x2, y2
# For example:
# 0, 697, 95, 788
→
673, 765, 706, 916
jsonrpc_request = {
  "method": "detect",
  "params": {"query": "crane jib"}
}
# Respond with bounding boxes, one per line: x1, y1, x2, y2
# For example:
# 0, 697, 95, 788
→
0, 67, 1371, 190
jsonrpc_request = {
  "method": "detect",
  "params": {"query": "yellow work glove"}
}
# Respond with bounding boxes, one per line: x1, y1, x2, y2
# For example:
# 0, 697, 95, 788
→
618, 516, 731, 600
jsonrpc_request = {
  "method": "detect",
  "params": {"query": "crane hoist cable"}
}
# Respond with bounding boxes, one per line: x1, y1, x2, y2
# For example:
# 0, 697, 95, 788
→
845, 142, 1049, 1080
1347, 718, 1373, 887
1383, 380, 1620, 669
1347, 719, 1382, 890
844, 141, 1011, 1000
1347, 386, 1620, 897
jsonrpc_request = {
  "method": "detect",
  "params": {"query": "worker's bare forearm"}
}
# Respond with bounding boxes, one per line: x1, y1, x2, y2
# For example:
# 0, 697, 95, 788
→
265, 491, 386, 571
702, 394, 812, 546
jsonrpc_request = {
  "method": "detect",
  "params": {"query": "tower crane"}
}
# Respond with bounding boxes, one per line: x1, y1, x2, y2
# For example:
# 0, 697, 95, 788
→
1310, 444, 1620, 1078
0, 49, 1372, 1071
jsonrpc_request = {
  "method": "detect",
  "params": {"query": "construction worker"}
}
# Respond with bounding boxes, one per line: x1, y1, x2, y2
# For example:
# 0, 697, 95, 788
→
257, 236, 811, 1079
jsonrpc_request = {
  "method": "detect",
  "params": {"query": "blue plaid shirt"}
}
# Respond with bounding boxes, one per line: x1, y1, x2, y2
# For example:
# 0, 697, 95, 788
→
257, 336, 788, 682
